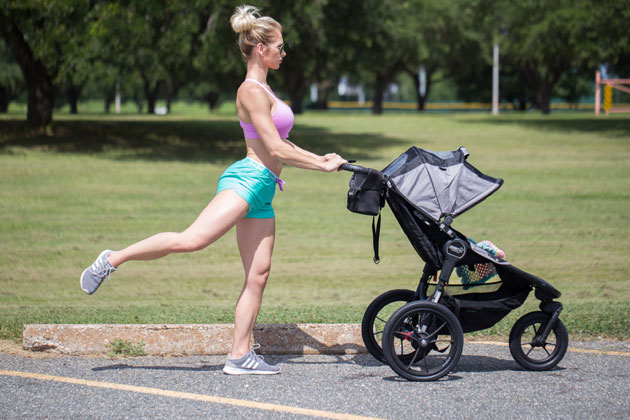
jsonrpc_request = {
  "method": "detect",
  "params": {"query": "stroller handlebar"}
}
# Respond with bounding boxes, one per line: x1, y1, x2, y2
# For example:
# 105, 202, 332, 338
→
339, 163, 372, 174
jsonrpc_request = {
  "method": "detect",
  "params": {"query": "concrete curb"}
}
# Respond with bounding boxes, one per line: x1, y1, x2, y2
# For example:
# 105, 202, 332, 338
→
23, 324, 366, 356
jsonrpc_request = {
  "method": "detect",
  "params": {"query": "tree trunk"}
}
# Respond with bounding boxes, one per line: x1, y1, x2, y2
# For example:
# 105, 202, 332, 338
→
521, 64, 562, 115
146, 91, 157, 114
165, 85, 179, 114
372, 73, 387, 115
1, 13, 55, 126
206, 91, 219, 110
280, 63, 307, 115
536, 85, 552, 114
141, 74, 158, 114
67, 85, 82, 114
26, 74, 55, 126
134, 94, 143, 113
314, 79, 333, 110
104, 90, 114, 113
0, 86, 10, 113
409, 68, 432, 111
287, 76, 307, 115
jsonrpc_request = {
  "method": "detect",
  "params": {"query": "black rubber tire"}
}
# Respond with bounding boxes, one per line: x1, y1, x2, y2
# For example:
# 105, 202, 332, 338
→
382, 301, 464, 381
361, 289, 415, 363
509, 311, 569, 371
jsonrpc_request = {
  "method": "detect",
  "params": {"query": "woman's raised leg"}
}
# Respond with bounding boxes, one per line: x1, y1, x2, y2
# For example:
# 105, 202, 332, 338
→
231, 216, 275, 359
80, 189, 249, 295
108, 189, 249, 267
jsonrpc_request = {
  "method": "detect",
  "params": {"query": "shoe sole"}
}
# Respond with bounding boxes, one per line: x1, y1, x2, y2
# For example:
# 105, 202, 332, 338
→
79, 267, 94, 295
223, 366, 281, 375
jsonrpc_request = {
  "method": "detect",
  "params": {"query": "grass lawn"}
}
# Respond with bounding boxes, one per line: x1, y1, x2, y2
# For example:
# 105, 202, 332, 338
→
1, 109, 629, 342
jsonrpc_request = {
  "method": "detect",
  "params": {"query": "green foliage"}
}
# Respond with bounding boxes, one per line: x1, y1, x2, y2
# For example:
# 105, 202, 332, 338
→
0, 39, 25, 110
2, 0, 629, 122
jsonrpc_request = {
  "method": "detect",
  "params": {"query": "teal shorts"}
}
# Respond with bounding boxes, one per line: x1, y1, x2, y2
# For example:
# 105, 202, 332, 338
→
216, 157, 279, 219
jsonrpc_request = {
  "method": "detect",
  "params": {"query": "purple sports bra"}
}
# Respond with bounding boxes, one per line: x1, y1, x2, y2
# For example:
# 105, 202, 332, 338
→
239, 79, 294, 139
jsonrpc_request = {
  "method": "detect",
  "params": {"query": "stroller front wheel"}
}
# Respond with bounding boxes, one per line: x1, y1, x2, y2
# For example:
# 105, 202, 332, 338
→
382, 301, 464, 381
509, 311, 569, 371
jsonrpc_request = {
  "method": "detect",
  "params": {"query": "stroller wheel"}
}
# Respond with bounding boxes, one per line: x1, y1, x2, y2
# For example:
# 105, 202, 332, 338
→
509, 311, 569, 371
382, 301, 464, 381
361, 289, 416, 363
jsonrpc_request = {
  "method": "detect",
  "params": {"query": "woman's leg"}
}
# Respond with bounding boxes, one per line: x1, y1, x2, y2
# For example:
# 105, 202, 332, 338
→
231, 216, 275, 359
107, 189, 249, 267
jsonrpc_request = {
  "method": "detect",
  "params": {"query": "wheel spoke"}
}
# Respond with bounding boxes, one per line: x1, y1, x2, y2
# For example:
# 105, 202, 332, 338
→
375, 316, 387, 324
526, 346, 535, 357
407, 347, 422, 369
542, 345, 552, 357
373, 329, 384, 337
425, 321, 447, 340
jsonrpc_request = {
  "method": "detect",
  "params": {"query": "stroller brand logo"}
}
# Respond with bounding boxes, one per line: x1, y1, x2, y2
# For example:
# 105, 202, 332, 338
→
447, 242, 466, 258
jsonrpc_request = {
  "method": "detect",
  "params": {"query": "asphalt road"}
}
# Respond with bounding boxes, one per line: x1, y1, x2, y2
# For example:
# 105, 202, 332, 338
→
1, 341, 628, 420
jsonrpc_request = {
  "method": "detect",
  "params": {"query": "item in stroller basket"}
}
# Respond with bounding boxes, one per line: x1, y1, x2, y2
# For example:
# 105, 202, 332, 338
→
456, 239, 505, 289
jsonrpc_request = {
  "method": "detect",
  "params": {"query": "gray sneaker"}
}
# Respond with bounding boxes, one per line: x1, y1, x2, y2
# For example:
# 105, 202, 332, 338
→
80, 250, 117, 295
223, 345, 280, 375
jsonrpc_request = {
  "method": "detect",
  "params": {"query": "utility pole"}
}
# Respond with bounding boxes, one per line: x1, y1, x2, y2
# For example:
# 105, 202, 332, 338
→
492, 41, 499, 115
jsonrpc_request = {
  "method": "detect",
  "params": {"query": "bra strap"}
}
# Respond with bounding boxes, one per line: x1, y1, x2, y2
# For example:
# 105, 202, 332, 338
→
244, 78, 277, 99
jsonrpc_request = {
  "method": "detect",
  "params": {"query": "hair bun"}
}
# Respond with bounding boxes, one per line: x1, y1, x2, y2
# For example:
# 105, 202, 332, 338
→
230, 5, 259, 34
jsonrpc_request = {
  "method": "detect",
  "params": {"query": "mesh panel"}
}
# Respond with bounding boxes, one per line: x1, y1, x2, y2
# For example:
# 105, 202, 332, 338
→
455, 263, 498, 290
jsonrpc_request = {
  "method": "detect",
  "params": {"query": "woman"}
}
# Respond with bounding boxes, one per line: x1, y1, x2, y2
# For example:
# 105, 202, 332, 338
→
80, 5, 347, 375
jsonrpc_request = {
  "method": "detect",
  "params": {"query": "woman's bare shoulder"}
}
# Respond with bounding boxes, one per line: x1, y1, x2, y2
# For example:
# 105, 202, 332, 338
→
238, 82, 271, 111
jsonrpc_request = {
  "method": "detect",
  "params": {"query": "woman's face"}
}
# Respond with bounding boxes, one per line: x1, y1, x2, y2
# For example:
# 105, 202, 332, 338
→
262, 30, 286, 70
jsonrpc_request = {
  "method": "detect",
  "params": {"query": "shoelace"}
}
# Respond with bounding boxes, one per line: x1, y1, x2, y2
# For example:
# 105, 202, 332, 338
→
91, 256, 116, 287
249, 343, 265, 361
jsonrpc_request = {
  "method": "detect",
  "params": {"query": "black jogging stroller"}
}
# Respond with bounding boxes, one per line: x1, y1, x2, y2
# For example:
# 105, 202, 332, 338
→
341, 147, 568, 381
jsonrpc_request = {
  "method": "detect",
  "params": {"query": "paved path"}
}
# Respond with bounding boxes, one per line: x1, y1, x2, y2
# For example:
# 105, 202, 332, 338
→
1, 341, 629, 420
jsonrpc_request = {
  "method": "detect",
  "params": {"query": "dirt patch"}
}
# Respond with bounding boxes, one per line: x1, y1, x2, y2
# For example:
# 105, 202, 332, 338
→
0, 339, 59, 358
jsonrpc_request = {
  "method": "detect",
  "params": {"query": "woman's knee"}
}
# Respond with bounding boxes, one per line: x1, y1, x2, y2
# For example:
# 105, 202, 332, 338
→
172, 232, 210, 253
246, 269, 271, 290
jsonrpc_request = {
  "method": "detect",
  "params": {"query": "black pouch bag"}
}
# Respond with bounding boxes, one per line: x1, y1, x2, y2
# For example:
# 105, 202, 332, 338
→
347, 169, 386, 216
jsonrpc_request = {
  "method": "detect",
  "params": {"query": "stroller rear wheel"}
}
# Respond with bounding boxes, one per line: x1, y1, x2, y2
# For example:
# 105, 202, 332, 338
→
382, 301, 464, 381
361, 289, 415, 363
509, 311, 568, 371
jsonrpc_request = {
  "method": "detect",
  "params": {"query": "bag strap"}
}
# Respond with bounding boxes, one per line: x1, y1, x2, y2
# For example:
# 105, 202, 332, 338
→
372, 211, 381, 264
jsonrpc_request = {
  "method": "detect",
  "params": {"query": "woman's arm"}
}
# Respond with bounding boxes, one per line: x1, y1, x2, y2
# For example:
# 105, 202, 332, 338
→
241, 86, 345, 172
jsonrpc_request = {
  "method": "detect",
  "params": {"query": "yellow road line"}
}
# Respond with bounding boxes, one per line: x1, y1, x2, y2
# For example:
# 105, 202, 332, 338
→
0, 369, 385, 420
468, 340, 630, 357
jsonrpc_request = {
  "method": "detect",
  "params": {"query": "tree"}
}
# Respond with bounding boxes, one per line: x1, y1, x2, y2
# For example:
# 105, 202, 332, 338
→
0, 0, 92, 126
263, 0, 331, 114
192, 0, 244, 110
486, 0, 605, 114
91, 0, 212, 114
405, 0, 485, 110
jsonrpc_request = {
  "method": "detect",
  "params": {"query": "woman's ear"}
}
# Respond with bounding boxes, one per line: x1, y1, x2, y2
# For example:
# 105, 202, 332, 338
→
255, 43, 265, 56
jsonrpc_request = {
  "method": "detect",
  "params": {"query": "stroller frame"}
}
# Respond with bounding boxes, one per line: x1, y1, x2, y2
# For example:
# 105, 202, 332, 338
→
342, 147, 568, 381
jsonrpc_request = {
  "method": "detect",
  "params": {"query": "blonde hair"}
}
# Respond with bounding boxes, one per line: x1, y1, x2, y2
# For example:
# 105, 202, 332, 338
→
230, 5, 282, 60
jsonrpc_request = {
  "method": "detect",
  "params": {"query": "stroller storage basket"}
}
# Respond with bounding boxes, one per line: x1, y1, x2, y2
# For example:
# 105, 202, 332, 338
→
440, 284, 531, 333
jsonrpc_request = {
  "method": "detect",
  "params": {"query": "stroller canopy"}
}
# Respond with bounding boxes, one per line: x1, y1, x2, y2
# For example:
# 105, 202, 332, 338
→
382, 147, 503, 222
